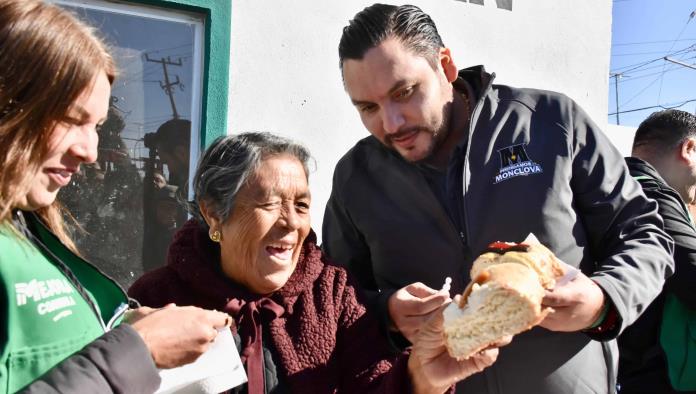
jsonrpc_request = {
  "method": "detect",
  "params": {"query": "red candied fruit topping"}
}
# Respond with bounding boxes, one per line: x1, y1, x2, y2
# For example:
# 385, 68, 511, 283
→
485, 241, 531, 254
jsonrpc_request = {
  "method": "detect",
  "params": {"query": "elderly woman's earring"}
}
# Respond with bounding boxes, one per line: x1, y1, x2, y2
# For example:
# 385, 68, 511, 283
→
210, 230, 221, 243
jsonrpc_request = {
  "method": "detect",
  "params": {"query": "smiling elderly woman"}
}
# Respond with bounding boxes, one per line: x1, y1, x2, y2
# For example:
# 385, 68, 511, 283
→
129, 132, 503, 393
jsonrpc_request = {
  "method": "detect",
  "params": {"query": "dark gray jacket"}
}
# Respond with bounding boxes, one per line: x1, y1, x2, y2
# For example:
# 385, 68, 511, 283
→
18, 325, 159, 394
322, 66, 674, 394
618, 157, 696, 394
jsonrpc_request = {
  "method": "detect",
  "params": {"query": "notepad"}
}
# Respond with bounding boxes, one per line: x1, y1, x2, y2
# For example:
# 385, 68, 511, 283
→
156, 328, 247, 394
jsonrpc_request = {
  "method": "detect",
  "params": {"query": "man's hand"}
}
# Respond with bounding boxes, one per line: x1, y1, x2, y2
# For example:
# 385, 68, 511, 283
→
409, 305, 510, 393
539, 271, 605, 332
130, 305, 232, 368
388, 282, 450, 344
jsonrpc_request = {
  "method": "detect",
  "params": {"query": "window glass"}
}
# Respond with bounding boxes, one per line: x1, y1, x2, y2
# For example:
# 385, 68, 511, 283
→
56, 0, 204, 288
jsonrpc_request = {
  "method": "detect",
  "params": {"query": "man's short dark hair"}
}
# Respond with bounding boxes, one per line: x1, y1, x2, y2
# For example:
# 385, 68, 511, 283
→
338, 3, 444, 70
633, 109, 696, 152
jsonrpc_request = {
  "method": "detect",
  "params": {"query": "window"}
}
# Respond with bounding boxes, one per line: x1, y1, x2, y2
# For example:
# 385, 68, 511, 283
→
54, 0, 230, 288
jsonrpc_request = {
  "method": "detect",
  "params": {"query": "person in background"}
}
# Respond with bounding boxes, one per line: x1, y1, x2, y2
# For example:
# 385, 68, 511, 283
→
0, 1, 230, 392
153, 170, 168, 190
322, 4, 674, 393
129, 132, 509, 394
154, 118, 191, 191
620, 109, 696, 393
142, 119, 191, 271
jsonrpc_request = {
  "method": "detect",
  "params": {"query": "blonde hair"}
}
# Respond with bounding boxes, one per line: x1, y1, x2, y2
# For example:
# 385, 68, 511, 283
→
0, 0, 116, 251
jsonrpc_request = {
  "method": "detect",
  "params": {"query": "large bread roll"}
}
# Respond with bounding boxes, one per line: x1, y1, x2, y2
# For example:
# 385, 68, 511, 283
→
470, 242, 565, 289
443, 241, 564, 360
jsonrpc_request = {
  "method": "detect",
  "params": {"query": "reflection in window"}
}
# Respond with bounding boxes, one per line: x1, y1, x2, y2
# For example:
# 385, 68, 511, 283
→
57, 1, 203, 288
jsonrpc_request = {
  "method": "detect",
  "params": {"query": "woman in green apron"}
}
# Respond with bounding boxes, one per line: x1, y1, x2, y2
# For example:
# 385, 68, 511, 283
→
0, 1, 230, 392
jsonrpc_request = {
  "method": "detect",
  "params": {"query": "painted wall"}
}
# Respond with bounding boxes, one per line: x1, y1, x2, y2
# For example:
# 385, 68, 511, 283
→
227, 0, 613, 241
604, 124, 637, 157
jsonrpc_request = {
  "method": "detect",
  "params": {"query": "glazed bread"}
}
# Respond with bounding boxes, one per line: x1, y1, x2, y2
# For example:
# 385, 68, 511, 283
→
470, 242, 565, 290
443, 241, 564, 360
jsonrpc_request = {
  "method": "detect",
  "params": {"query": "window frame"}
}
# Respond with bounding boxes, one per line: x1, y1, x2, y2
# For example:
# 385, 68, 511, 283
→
129, 0, 231, 150
56, 0, 231, 151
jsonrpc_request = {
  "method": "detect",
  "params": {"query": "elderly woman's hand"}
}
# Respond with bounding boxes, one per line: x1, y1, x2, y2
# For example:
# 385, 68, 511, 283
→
408, 304, 511, 394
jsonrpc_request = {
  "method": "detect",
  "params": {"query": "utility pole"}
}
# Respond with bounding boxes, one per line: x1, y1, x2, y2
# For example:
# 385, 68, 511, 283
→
144, 53, 182, 119
610, 73, 623, 125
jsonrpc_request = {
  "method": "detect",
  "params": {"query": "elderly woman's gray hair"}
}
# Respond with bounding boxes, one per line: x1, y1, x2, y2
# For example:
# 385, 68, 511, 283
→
189, 132, 311, 225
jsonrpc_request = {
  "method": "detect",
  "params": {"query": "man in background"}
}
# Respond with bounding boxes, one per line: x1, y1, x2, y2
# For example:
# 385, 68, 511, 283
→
620, 109, 696, 393
142, 118, 191, 271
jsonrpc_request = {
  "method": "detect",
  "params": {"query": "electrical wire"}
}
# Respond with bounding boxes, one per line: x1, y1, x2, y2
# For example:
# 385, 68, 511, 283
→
608, 98, 696, 116
657, 10, 696, 102
614, 38, 696, 46
611, 44, 696, 74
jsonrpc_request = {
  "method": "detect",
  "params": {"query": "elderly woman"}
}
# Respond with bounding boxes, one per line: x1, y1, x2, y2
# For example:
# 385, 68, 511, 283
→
129, 132, 504, 393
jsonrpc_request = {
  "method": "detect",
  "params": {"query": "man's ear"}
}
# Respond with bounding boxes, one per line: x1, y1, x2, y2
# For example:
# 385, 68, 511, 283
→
679, 137, 696, 165
439, 47, 458, 83
198, 200, 220, 231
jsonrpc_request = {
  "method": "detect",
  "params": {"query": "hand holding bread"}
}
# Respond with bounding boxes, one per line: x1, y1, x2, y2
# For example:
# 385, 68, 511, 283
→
539, 270, 606, 332
388, 282, 450, 344
409, 303, 510, 394
443, 239, 566, 360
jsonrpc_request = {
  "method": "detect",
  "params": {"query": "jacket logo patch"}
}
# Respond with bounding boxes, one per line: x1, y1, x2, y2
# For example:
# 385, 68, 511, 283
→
15, 278, 76, 322
494, 143, 543, 184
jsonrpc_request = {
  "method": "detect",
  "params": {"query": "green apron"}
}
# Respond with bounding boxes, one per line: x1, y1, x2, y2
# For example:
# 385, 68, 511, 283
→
0, 212, 128, 393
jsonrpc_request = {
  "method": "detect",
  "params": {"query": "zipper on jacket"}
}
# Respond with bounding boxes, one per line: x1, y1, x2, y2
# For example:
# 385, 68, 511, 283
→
106, 302, 130, 331
461, 73, 496, 246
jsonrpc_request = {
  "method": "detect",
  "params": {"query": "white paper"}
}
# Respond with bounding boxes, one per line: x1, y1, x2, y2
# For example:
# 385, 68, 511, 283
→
156, 328, 248, 394
522, 233, 579, 287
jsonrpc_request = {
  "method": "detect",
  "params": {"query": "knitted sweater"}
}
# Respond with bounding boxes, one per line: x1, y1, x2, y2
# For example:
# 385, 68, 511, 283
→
129, 219, 411, 393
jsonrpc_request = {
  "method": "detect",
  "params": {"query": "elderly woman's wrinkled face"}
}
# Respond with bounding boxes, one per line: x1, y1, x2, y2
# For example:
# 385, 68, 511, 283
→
217, 154, 311, 294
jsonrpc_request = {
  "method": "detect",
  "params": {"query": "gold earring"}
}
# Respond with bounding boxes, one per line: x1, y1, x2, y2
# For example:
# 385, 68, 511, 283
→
210, 230, 221, 243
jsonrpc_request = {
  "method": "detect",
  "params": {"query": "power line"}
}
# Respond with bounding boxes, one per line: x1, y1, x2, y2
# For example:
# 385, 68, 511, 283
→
613, 50, 696, 56
611, 44, 696, 74
614, 38, 696, 46
615, 53, 696, 77
664, 56, 696, 69
620, 74, 662, 108
608, 98, 696, 116
657, 9, 696, 103
617, 64, 683, 84
612, 55, 696, 113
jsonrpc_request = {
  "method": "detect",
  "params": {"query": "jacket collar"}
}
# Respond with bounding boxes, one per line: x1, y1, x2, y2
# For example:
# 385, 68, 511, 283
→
625, 156, 669, 185
455, 65, 494, 98
166, 219, 324, 307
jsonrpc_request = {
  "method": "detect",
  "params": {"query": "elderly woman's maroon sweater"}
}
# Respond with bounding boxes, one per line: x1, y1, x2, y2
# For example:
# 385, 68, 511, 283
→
129, 219, 412, 393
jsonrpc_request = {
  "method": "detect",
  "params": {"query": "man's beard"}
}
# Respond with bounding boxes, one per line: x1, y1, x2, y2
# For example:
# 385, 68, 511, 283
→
411, 104, 452, 164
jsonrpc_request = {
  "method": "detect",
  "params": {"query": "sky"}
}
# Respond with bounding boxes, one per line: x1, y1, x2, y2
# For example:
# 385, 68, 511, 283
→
609, 0, 696, 127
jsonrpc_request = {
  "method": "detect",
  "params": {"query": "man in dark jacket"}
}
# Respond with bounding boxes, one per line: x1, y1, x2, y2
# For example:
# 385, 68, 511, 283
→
323, 3, 674, 393
620, 109, 696, 394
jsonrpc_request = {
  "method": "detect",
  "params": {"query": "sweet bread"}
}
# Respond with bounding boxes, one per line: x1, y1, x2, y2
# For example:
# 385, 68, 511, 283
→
443, 241, 564, 360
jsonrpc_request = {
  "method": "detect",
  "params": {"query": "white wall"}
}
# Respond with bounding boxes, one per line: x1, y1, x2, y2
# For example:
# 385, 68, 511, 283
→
603, 124, 637, 157
227, 0, 612, 241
